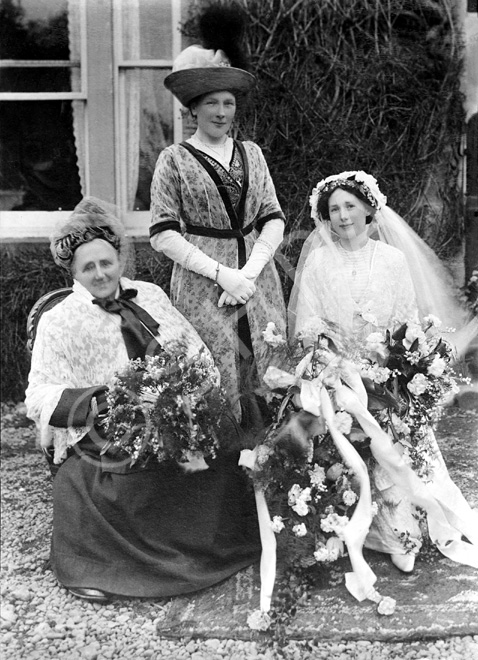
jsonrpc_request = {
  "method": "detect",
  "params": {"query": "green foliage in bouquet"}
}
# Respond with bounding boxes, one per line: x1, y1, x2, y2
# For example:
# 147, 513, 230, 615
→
242, 323, 361, 572
102, 342, 230, 466
358, 317, 459, 477
245, 316, 460, 576
251, 405, 357, 571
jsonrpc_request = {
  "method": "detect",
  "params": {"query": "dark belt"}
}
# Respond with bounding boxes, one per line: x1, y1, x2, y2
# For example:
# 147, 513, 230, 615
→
185, 224, 255, 239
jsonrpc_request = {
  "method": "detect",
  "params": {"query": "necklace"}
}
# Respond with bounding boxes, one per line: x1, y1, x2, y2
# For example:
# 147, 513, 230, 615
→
337, 240, 371, 279
191, 135, 229, 159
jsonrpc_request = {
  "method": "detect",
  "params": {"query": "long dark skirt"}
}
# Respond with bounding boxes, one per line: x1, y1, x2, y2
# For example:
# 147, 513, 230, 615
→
51, 440, 261, 597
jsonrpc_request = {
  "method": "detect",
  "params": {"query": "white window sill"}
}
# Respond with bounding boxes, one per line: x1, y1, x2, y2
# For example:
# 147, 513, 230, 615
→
0, 211, 151, 242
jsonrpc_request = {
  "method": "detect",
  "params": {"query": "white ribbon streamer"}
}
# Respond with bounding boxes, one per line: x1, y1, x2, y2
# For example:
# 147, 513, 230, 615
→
333, 383, 478, 568
238, 448, 276, 612
242, 352, 478, 621
319, 387, 377, 601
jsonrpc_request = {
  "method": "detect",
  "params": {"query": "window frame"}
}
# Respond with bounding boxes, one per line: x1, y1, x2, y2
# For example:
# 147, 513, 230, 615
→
0, 0, 186, 242
113, 0, 183, 229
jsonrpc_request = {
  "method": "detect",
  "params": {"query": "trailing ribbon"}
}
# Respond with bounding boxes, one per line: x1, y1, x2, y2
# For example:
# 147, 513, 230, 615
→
319, 387, 377, 601
248, 362, 380, 607
254, 356, 478, 615
238, 448, 277, 613
293, 366, 379, 602
333, 382, 478, 568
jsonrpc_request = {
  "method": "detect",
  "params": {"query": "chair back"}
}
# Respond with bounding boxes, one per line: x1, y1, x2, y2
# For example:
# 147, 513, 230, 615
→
26, 288, 73, 353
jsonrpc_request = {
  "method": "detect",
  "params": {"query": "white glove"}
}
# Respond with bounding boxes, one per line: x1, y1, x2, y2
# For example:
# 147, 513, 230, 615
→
241, 219, 284, 280
216, 266, 256, 305
151, 230, 217, 279
218, 292, 239, 307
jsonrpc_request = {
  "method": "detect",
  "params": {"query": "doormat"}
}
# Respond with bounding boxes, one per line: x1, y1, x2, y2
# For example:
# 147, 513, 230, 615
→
157, 552, 478, 642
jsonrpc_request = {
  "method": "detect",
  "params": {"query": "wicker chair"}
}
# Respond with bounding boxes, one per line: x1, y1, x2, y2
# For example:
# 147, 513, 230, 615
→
26, 288, 73, 353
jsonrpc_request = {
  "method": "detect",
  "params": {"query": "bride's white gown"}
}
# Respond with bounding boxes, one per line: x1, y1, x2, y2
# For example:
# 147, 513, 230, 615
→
294, 239, 418, 346
293, 239, 478, 562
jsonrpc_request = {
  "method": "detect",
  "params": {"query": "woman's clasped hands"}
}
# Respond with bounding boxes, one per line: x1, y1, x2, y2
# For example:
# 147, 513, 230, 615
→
217, 266, 256, 307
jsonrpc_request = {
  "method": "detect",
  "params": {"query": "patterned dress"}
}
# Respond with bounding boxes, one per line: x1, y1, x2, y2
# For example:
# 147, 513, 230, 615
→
150, 140, 287, 417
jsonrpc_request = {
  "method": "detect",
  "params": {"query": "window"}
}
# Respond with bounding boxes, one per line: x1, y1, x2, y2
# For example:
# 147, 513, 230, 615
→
114, 0, 184, 215
0, 0, 85, 215
0, 0, 189, 240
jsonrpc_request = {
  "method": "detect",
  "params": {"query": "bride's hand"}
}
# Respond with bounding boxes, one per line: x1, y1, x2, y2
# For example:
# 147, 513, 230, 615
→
334, 384, 366, 417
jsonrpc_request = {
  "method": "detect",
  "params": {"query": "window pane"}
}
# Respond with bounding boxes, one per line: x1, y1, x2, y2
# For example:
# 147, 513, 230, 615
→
0, 0, 82, 92
0, 0, 71, 60
128, 70, 174, 211
0, 66, 74, 93
122, 0, 173, 60
0, 101, 82, 210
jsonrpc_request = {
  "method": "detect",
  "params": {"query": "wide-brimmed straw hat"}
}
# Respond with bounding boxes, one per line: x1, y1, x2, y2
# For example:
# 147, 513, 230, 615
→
164, 44, 256, 107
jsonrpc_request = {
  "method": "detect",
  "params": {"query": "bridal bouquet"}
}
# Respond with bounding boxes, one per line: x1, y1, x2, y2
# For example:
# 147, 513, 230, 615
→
101, 341, 228, 467
358, 315, 459, 477
244, 319, 461, 631
243, 324, 362, 594
245, 328, 358, 571
248, 413, 357, 569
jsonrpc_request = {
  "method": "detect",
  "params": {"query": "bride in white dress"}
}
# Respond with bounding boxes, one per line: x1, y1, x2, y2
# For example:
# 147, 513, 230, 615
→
288, 170, 478, 573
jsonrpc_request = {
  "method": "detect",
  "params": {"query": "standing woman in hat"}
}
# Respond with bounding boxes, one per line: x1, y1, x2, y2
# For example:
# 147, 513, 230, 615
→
150, 5, 286, 419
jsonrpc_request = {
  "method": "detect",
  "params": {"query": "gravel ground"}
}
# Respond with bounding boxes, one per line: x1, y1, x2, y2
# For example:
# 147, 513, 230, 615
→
1, 402, 478, 660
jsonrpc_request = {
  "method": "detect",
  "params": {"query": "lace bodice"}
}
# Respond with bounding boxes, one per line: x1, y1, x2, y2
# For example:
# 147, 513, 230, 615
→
294, 240, 419, 347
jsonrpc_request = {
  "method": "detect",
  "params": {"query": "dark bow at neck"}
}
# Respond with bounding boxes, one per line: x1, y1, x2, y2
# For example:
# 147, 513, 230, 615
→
93, 288, 161, 360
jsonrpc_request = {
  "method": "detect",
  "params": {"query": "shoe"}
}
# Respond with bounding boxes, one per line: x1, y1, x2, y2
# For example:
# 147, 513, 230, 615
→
68, 587, 111, 602
391, 553, 415, 573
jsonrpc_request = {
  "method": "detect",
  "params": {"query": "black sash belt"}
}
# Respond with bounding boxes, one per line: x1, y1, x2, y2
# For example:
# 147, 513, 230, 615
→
185, 223, 255, 239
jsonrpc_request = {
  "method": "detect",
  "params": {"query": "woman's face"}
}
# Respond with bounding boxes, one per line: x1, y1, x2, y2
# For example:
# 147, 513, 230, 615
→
328, 188, 369, 242
71, 238, 122, 300
192, 91, 236, 141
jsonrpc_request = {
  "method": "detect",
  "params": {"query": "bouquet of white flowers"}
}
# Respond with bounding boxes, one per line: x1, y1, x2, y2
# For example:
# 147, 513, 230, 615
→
359, 316, 459, 478
101, 340, 229, 468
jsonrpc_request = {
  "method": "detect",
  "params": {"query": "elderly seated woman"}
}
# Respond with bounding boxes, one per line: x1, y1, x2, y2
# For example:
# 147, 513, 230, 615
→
25, 198, 260, 602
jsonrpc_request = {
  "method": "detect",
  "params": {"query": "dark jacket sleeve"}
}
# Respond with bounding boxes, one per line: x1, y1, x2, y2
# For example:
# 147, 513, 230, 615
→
49, 386, 107, 428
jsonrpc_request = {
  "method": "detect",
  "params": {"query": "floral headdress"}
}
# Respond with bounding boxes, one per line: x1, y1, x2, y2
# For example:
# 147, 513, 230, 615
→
309, 171, 387, 223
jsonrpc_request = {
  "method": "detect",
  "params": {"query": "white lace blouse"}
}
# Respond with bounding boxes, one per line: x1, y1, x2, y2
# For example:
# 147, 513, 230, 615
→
25, 278, 216, 460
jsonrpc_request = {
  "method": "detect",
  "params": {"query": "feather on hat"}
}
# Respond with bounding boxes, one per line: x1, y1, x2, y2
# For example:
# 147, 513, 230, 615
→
164, 3, 256, 107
